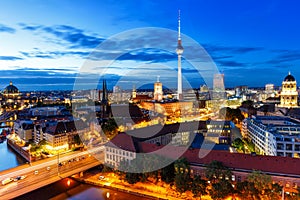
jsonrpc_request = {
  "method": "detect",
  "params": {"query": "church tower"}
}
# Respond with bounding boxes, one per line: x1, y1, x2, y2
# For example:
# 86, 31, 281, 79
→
101, 79, 111, 118
154, 76, 163, 102
176, 10, 184, 101
280, 72, 298, 108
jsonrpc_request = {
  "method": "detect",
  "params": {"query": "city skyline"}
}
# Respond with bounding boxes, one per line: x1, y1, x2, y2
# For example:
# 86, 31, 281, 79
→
1, 1, 300, 90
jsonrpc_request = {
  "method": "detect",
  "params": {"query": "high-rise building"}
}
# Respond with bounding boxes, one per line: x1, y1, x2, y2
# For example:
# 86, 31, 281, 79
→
213, 73, 225, 92
280, 72, 298, 108
212, 73, 226, 100
90, 89, 99, 101
176, 10, 184, 101
265, 83, 274, 93
112, 86, 122, 103
153, 76, 163, 101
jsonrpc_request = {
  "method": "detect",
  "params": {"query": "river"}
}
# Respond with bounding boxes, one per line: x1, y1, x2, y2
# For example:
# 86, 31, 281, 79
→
15, 178, 150, 200
0, 121, 27, 171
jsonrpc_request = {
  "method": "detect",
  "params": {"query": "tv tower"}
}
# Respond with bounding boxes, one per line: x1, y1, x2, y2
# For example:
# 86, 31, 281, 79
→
176, 10, 184, 100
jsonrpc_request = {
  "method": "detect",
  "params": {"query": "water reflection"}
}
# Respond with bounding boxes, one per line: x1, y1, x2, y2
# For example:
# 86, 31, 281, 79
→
0, 122, 26, 171
16, 178, 148, 200
0, 140, 26, 171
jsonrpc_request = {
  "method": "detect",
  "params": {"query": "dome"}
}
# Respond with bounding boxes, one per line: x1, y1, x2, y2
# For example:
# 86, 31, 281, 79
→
3, 81, 19, 94
284, 72, 295, 82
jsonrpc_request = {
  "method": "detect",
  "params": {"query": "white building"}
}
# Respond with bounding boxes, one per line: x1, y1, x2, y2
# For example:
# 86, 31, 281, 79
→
243, 116, 300, 158
104, 133, 136, 167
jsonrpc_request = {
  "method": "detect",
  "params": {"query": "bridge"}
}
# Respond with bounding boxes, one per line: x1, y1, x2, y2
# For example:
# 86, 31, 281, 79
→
0, 147, 105, 199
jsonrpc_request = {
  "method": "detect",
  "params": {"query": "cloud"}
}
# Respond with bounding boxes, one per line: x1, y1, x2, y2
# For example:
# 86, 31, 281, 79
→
117, 49, 176, 62
267, 50, 300, 64
20, 23, 104, 49
20, 50, 90, 59
18, 23, 42, 31
216, 60, 247, 67
0, 24, 15, 33
86, 48, 177, 63
203, 44, 264, 54
0, 56, 23, 61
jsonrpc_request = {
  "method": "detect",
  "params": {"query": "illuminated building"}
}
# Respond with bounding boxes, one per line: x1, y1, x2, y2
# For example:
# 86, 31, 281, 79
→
243, 115, 300, 158
205, 121, 233, 144
265, 83, 275, 94
212, 73, 226, 100
280, 72, 298, 108
105, 133, 136, 167
112, 86, 122, 103
140, 101, 193, 117
1, 81, 21, 109
153, 76, 163, 101
213, 74, 225, 92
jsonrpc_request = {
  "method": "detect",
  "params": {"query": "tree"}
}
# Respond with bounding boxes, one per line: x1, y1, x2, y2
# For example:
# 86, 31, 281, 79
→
232, 138, 245, 153
101, 118, 118, 139
174, 158, 192, 193
102, 163, 115, 173
125, 172, 140, 184
73, 134, 82, 145
209, 180, 233, 200
219, 107, 244, 123
243, 138, 256, 153
205, 160, 232, 183
236, 181, 259, 200
161, 163, 175, 184
247, 171, 272, 198
264, 183, 283, 200
191, 175, 208, 199
38, 139, 48, 146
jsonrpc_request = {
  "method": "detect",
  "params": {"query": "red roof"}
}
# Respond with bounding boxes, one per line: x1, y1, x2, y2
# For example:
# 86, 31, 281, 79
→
139, 142, 300, 176
106, 133, 136, 152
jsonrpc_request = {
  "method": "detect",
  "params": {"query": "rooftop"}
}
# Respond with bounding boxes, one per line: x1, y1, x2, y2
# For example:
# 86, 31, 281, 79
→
139, 142, 300, 176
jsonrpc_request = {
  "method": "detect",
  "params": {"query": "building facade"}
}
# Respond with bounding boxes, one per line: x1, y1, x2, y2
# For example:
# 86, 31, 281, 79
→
243, 115, 300, 157
104, 133, 136, 167
153, 77, 163, 102
280, 72, 298, 108
205, 120, 233, 144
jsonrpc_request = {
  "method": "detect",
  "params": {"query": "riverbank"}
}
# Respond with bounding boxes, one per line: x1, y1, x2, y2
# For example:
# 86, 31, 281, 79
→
7, 138, 31, 162
73, 171, 212, 200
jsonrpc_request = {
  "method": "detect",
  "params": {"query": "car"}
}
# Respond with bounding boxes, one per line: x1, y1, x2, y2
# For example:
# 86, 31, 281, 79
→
2, 178, 13, 185
47, 166, 51, 170
34, 170, 38, 175
99, 176, 105, 180
14, 175, 26, 182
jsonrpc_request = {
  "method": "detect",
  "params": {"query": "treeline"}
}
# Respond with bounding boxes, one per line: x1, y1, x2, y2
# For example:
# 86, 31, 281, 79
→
103, 157, 300, 200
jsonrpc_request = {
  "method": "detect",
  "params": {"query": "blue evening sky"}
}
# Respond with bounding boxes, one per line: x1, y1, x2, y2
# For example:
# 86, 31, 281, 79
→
0, 0, 300, 91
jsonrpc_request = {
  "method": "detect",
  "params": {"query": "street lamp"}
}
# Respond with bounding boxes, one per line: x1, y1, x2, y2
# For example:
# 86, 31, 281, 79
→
57, 152, 60, 176
28, 144, 32, 166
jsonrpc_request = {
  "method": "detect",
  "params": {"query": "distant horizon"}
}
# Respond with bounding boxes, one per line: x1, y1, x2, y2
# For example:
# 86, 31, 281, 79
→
1, 78, 290, 93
